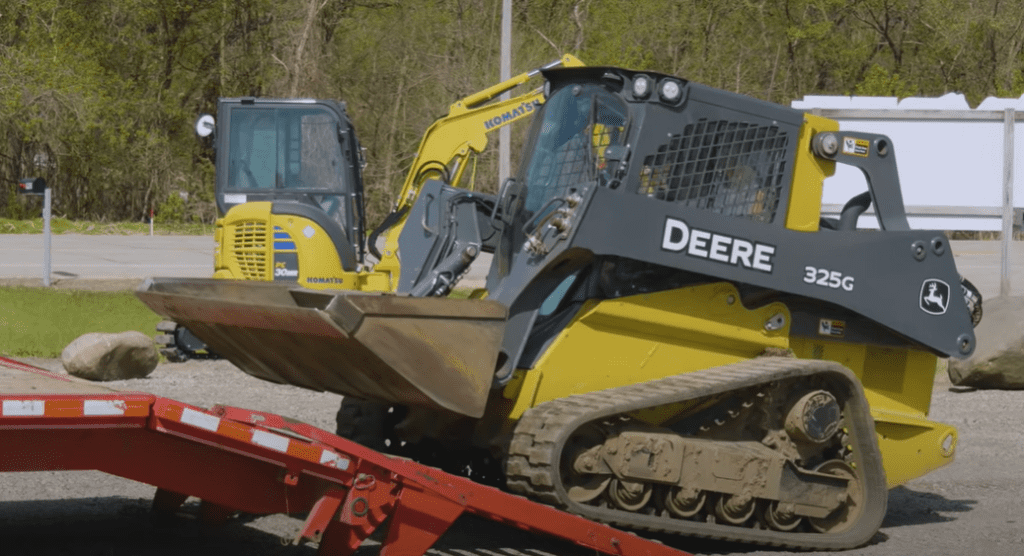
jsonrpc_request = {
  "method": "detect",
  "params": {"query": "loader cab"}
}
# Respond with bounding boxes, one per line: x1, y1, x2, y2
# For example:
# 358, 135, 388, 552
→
519, 81, 628, 218
488, 71, 630, 291
490, 66, 803, 296
486, 67, 807, 375
211, 98, 366, 262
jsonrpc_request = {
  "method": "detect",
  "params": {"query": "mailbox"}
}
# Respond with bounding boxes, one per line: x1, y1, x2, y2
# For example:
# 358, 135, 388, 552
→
18, 177, 47, 195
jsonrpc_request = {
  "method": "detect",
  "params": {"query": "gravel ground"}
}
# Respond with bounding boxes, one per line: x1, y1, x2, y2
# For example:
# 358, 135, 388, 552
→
1, 356, 1022, 556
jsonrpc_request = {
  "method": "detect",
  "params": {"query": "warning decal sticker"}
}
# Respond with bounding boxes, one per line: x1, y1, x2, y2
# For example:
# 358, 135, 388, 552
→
842, 137, 870, 157
818, 319, 846, 338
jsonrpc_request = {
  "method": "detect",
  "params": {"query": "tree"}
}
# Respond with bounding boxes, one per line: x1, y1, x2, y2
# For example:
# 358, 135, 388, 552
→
4, 0, 1024, 224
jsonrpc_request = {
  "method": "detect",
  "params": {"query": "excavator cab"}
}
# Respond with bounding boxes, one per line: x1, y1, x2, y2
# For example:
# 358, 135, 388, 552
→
208, 99, 366, 281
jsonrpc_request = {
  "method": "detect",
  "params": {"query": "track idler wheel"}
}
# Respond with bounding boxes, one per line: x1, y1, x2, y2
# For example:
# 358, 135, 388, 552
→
807, 460, 863, 534
564, 424, 611, 503
567, 476, 610, 504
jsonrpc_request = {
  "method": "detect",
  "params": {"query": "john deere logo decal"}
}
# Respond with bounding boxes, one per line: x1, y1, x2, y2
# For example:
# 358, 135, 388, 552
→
661, 217, 776, 273
920, 279, 950, 315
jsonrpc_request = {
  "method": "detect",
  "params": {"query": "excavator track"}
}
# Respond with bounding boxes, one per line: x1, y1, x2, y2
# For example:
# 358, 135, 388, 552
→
506, 357, 887, 550
155, 320, 219, 362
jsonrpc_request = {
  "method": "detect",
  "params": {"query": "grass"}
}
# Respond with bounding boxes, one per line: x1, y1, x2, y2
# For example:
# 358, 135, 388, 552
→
0, 217, 212, 236
0, 287, 162, 358
0, 284, 479, 358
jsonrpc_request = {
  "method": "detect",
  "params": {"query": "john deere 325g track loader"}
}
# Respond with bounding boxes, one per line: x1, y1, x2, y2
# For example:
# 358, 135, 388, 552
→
138, 66, 981, 550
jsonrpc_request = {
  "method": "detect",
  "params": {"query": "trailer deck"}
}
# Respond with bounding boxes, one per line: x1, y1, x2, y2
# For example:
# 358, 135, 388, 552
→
0, 356, 690, 556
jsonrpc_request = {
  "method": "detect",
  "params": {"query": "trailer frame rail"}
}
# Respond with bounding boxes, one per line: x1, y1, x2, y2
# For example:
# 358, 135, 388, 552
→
0, 356, 690, 556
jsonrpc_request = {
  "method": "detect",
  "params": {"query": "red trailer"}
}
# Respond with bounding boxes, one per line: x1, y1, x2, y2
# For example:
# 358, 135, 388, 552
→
0, 356, 690, 556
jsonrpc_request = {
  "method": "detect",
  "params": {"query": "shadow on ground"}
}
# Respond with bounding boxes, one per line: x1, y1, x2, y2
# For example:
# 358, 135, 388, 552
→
0, 486, 979, 556
0, 497, 312, 556
881, 485, 975, 528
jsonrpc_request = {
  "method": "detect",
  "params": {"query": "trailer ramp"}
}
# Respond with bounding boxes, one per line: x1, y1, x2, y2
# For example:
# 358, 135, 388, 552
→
0, 357, 690, 556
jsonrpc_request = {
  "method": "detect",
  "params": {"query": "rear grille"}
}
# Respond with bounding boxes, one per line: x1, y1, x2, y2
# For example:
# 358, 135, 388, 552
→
229, 220, 268, 280
638, 120, 789, 223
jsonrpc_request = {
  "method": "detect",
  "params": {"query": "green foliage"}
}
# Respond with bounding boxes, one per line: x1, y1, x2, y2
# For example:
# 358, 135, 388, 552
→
4, 192, 31, 220
156, 193, 186, 224
854, 65, 917, 98
4, 0, 1024, 228
0, 287, 162, 358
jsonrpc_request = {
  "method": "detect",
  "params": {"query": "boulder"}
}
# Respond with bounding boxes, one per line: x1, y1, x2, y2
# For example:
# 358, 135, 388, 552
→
61, 331, 159, 381
948, 296, 1024, 389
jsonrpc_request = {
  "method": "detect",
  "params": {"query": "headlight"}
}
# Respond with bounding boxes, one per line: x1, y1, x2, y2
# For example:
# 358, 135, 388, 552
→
632, 75, 651, 99
659, 79, 683, 103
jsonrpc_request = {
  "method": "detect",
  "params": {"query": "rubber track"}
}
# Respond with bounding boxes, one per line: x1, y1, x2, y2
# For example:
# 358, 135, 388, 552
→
505, 357, 887, 550
156, 321, 220, 362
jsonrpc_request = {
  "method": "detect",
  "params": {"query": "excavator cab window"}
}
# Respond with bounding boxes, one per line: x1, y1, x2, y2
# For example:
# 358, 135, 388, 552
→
519, 84, 627, 217
222, 105, 353, 231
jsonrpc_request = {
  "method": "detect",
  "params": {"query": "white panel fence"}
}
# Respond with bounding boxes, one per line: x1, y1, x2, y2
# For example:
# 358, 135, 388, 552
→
792, 93, 1024, 296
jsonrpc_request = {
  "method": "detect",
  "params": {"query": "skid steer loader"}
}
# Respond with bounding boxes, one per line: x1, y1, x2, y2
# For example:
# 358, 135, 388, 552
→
156, 55, 583, 360
138, 66, 982, 550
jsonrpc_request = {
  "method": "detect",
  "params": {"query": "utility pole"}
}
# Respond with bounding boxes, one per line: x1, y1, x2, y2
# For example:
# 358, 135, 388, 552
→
499, 0, 512, 184
16, 178, 51, 286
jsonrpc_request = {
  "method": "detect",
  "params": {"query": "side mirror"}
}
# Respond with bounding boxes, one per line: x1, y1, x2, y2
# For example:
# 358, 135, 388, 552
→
17, 177, 46, 195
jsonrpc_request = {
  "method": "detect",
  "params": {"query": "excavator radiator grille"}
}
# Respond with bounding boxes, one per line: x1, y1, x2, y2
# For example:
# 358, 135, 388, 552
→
638, 119, 789, 223
228, 220, 269, 280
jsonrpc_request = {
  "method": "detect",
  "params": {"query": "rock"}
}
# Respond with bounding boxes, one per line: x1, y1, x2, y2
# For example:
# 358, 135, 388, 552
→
948, 296, 1024, 389
61, 331, 159, 381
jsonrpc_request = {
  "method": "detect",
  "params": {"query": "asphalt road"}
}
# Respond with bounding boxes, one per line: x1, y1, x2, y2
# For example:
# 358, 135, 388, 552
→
0, 233, 497, 289
0, 233, 213, 282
